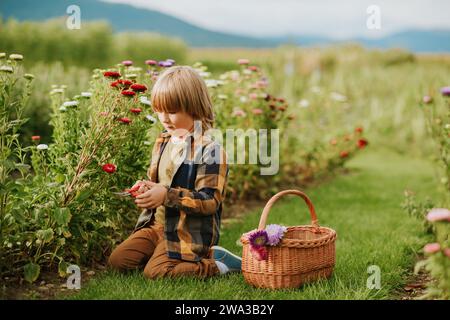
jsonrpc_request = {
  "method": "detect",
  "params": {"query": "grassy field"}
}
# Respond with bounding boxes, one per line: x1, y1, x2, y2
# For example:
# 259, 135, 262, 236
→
66, 146, 439, 300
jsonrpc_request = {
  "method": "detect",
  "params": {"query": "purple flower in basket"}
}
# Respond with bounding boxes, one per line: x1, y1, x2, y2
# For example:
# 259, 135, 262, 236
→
247, 230, 268, 248
265, 224, 287, 246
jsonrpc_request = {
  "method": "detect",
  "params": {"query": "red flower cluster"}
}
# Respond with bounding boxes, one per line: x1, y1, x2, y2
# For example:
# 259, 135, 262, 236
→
130, 108, 142, 114
357, 138, 368, 149
130, 84, 147, 92
121, 90, 136, 97
118, 117, 132, 124
340, 151, 349, 158
111, 79, 133, 89
102, 163, 116, 173
103, 71, 121, 78
31, 135, 41, 141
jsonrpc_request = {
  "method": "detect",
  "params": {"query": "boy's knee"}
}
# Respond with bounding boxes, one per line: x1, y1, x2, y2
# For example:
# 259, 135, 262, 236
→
143, 264, 173, 279
108, 248, 126, 271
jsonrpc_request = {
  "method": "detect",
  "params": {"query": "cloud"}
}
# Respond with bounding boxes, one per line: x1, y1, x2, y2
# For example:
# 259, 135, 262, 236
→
102, 0, 450, 38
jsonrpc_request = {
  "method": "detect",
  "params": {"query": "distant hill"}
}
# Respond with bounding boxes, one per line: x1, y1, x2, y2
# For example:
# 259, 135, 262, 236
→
1, 0, 449, 52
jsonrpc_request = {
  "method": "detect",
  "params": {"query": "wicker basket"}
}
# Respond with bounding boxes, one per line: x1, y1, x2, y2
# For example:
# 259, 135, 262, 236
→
240, 189, 337, 289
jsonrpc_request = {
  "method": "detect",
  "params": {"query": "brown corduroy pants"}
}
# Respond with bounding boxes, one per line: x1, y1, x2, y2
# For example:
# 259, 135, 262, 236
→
108, 223, 220, 279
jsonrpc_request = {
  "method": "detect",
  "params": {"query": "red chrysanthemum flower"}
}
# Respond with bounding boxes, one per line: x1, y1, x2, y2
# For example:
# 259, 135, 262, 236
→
121, 90, 136, 97
355, 126, 364, 134
130, 108, 142, 114
118, 117, 132, 124
103, 71, 121, 78
102, 163, 116, 173
31, 135, 41, 141
130, 84, 147, 92
250, 246, 268, 261
357, 138, 369, 149
340, 151, 349, 158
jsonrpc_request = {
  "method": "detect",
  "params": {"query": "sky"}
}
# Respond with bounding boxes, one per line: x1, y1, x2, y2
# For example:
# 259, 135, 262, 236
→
102, 0, 450, 39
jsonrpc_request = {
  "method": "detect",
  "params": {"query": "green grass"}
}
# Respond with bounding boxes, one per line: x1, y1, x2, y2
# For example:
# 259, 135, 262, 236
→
67, 147, 439, 300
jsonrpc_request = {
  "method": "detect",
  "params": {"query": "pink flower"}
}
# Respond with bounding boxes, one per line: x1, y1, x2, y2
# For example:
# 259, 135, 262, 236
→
232, 109, 246, 117
424, 243, 441, 254
238, 58, 250, 65
250, 246, 268, 261
145, 59, 157, 66
99, 111, 109, 117
426, 208, 450, 222
422, 95, 433, 104
122, 60, 133, 66
252, 108, 263, 115
444, 248, 450, 258
249, 93, 258, 100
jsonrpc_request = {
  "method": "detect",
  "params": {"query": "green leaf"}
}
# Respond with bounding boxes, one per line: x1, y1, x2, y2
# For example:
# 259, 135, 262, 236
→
55, 174, 66, 184
54, 207, 72, 226
36, 228, 54, 243
58, 260, 69, 277
23, 262, 40, 283
75, 189, 93, 202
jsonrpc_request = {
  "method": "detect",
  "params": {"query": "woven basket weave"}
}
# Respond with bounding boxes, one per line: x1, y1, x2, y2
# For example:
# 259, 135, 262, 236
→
240, 189, 337, 289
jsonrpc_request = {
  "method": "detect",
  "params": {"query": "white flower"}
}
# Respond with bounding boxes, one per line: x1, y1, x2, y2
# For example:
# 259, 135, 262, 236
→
146, 115, 157, 123
198, 71, 211, 78
243, 69, 252, 75
62, 101, 78, 108
311, 86, 321, 94
0, 66, 13, 73
81, 92, 92, 98
59, 106, 67, 112
36, 144, 49, 150
0, 53, 5, 59
240, 96, 248, 103
126, 74, 137, 79
9, 54, 23, 61
217, 94, 228, 100
140, 96, 151, 106
298, 99, 310, 108
205, 79, 219, 88
330, 92, 347, 102
50, 88, 64, 95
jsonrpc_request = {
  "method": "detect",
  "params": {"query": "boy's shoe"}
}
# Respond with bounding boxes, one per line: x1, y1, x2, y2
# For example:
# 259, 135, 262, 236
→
211, 245, 242, 273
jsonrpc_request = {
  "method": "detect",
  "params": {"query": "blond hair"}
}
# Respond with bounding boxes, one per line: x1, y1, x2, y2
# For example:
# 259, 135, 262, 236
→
151, 66, 215, 131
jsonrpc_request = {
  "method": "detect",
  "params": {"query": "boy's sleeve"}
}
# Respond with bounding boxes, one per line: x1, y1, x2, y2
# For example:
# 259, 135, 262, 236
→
163, 143, 228, 215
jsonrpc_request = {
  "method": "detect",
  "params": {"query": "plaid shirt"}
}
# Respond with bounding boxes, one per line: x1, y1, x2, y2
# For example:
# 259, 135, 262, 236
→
134, 130, 229, 262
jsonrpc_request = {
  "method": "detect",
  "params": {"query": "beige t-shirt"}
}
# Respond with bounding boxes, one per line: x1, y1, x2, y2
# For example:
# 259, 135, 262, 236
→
154, 136, 188, 225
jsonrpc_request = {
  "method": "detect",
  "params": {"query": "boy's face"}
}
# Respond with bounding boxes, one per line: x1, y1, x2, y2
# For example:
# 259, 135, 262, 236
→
156, 111, 195, 136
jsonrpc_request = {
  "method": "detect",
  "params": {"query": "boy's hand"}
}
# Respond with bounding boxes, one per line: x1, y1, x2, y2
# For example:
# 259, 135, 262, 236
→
126, 180, 155, 197
135, 184, 168, 209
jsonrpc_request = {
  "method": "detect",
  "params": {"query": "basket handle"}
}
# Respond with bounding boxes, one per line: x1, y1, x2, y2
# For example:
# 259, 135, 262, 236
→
258, 189, 319, 230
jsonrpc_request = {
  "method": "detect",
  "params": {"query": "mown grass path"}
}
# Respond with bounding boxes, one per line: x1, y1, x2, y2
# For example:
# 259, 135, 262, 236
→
68, 147, 438, 299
